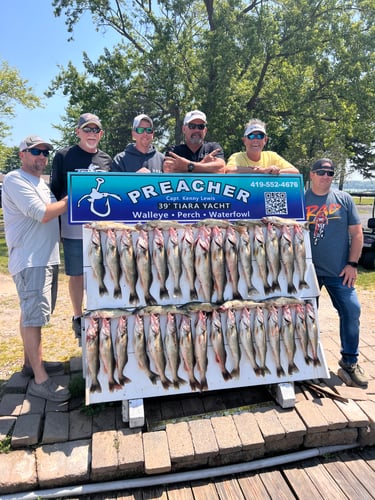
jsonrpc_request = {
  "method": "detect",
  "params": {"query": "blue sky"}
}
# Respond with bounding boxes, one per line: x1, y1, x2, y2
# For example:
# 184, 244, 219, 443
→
0, 0, 118, 147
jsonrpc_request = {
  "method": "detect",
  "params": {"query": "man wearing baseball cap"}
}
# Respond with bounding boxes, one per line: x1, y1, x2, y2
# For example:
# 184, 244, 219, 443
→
2, 135, 70, 401
164, 109, 225, 173
50, 113, 112, 344
305, 158, 367, 387
226, 118, 298, 174
111, 113, 164, 172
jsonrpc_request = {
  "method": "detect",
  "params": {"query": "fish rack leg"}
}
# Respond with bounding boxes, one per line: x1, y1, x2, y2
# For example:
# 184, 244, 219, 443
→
268, 382, 295, 409
122, 399, 145, 427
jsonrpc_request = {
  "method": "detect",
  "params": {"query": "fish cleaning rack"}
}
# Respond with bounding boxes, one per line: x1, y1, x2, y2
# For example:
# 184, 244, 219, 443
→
81, 217, 329, 426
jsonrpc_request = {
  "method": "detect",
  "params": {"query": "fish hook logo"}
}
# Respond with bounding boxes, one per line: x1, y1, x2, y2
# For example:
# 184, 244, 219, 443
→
77, 177, 122, 217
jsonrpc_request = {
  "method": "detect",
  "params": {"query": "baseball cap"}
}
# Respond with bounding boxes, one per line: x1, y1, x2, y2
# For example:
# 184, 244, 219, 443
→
77, 113, 102, 129
311, 158, 334, 172
244, 122, 267, 137
19, 135, 53, 152
183, 110, 207, 125
133, 114, 153, 129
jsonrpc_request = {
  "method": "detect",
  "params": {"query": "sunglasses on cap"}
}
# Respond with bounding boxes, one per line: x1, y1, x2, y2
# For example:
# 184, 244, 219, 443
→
25, 148, 50, 157
246, 132, 266, 140
314, 170, 334, 177
187, 123, 206, 130
81, 126, 101, 134
134, 127, 154, 134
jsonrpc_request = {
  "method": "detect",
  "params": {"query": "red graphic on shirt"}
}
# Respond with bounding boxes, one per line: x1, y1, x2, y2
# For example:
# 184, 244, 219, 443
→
305, 203, 341, 246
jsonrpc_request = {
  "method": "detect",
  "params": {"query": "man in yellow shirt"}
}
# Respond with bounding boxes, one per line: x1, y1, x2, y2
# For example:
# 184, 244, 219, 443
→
226, 119, 299, 174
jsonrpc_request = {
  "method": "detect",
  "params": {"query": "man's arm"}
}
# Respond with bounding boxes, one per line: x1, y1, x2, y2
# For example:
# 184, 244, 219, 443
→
42, 196, 68, 223
339, 223, 363, 286
163, 150, 225, 173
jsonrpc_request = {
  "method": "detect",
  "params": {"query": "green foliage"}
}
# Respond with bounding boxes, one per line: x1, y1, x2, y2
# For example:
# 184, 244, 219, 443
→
44, 0, 374, 174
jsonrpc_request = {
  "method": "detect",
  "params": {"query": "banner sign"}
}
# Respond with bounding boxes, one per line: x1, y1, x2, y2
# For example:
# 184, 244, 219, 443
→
68, 172, 305, 224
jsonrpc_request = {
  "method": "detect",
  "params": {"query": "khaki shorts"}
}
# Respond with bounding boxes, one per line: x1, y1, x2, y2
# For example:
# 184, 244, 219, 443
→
13, 265, 58, 327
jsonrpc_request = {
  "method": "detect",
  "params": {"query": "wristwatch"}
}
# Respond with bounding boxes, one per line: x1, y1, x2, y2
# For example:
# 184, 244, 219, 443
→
187, 162, 195, 172
347, 261, 358, 268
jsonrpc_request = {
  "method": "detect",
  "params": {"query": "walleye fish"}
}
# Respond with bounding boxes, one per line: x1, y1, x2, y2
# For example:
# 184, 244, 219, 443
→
225, 308, 241, 378
195, 225, 212, 302
293, 224, 309, 290
224, 225, 242, 300
86, 316, 101, 393
147, 314, 172, 389
210, 310, 232, 381
280, 225, 297, 295
265, 223, 281, 293
152, 227, 169, 300
133, 314, 159, 384
266, 305, 285, 377
281, 305, 299, 375
179, 314, 201, 391
194, 310, 209, 390
164, 312, 186, 389
305, 302, 321, 366
167, 227, 182, 298
253, 306, 270, 376
294, 303, 312, 365
239, 307, 261, 376
99, 318, 121, 391
253, 224, 272, 295
219, 299, 259, 311
115, 315, 131, 385
135, 229, 156, 305
181, 225, 198, 300
237, 226, 256, 296
88, 228, 108, 296
119, 229, 139, 305
211, 226, 226, 303
105, 228, 122, 299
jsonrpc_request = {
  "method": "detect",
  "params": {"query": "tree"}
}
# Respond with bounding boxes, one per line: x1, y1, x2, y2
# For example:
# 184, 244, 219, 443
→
0, 61, 42, 167
50, 0, 375, 176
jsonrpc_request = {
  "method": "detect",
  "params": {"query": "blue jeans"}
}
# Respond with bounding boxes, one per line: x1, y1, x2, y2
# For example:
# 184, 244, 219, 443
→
318, 276, 361, 364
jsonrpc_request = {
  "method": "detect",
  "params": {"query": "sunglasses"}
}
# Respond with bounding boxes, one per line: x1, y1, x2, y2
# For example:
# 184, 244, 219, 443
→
134, 127, 154, 134
81, 126, 101, 134
246, 132, 266, 140
315, 170, 334, 177
26, 148, 50, 157
187, 123, 206, 130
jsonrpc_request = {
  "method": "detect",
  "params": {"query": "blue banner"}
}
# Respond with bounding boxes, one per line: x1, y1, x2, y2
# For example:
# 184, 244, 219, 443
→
68, 172, 305, 223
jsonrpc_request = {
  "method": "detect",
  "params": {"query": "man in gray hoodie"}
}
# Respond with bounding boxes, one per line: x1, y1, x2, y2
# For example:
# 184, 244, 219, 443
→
111, 114, 164, 173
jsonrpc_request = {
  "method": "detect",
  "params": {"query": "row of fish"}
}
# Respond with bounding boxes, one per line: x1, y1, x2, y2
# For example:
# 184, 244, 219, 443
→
86, 217, 310, 306
85, 298, 320, 394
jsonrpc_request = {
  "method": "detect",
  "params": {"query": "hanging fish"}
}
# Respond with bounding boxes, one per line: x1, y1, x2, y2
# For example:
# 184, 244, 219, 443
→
280, 225, 297, 295
210, 310, 232, 381
239, 307, 262, 376
181, 225, 198, 301
225, 308, 241, 378
305, 302, 321, 366
152, 227, 169, 300
211, 225, 226, 304
133, 314, 159, 384
166, 227, 182, 298
86, 316, 101, 393
105, 228, 122, 299
195, 225, 212, 302
224, 225, 242, 300
266, 305, 285, 377
253, 224, 272, 295
119, 229, 139, 305
253, 306, 270, 376
238, 225, 257, 296
281, 305, 299, 375
135, 229, 156, 305
115, 315, 131, 385
88, 228, 108, 296
99, 318, 121, 391
265, 222, 281, 293
194, 310, 209, 390
147, 314, 172, 390
293, 225, 309, 290
179, 315, 201, 391
164, 312, 186, 389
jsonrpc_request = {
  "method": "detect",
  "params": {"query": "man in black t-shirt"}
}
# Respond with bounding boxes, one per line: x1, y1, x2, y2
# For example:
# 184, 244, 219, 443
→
163, 110, 225, 174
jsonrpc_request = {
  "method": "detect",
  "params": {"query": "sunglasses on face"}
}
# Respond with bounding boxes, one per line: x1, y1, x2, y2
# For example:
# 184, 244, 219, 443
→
187, 123, 206, 130
135, 127, 154, 134
246, 132, 266, 140
315, 170, 334, 177
81, 126, 101, 134
26, 148, 50, 157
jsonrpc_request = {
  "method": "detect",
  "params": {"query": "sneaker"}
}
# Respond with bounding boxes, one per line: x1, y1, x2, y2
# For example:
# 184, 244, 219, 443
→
72, 316, 82, 343
338, 359, 368, 388
21, 361, 64, 378
28, 378, 71, 402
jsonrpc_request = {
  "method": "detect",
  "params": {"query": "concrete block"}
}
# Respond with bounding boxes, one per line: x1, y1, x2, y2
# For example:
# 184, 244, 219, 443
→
295, 399, 329, 433
188, 418, 219, 464
210, 415, 242, 455
11, 413, 43, 447
254, 407, 285, 443
3, 372, 29, 393
0, 415, 16, 441
69, 408, 93, 440
0, 393, 25, 416
143, 430, 171, 475
93, 406, 117, 432
335, 399, 370, 427
232, 412, 264, 452
36, 439, 90, 488
356, 400, 375, 424
20, 394, 46, 415
0, 449, 36, 495
42, 411, 69, 444
304, 427, 358, 448
275, 407, 306, 437
117, 429, 144, 474
166, 421, 195, 466
91, 430, 119, 481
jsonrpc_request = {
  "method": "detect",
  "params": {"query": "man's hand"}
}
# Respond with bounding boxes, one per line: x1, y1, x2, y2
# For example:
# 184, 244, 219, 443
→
163, 152, 189, 173
339, 265, 358, 288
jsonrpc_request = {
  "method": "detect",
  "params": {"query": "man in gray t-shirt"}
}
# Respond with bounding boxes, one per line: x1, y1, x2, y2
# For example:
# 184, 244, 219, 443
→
3, 135, 70, 402
305, 158, 366, 388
